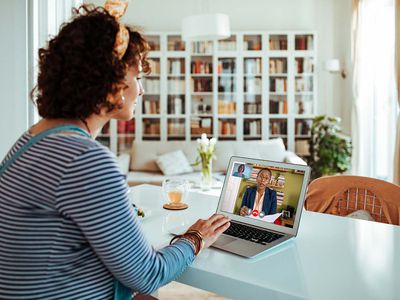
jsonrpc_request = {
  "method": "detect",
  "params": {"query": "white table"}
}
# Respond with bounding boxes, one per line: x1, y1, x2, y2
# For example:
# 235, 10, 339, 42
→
130, 184, 400, 300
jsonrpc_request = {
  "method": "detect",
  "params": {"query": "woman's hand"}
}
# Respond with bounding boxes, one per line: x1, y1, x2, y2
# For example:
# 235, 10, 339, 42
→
187, 214, 230, 249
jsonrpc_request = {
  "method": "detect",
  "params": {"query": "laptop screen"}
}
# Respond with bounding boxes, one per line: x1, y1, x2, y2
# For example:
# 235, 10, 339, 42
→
219, 159, 307, 230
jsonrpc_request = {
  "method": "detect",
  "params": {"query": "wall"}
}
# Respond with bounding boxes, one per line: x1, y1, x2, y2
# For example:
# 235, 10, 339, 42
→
89, 0, 353, 134
0, 0, 28, 159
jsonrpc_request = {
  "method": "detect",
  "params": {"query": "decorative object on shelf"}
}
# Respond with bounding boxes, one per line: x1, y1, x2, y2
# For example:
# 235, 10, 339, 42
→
193, 133, 217, 190
181, 0, 230, 41
308, 115, 352, 179
325, 58, 346, 79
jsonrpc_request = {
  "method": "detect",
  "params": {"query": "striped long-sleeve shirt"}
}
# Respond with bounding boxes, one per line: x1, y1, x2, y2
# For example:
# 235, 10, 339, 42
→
0, 132, 195, 299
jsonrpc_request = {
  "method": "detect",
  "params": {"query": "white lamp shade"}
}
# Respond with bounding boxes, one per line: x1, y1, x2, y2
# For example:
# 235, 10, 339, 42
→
325, 59, 341, 72
182, 13, 230, 41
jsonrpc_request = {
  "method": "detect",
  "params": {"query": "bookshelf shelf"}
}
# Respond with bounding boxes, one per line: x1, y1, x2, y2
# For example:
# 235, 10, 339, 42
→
97, 32, 316, 156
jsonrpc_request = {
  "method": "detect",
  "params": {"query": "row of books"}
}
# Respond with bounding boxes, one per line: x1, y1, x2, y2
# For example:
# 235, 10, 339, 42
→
218, 77, 236, 93
219, 120, 236, 135
167, 79, 185, 94
269, 37, 288, 50
269, 100, 288, 114
117, 120, 135, 134
270, 121, 287, 135
168, 59, 185, 75
270, 78, 287, 93
143, 100, 160, 114
192, 41, 213, 54
191, 117, 212, 135
143, 78, 160, 94
168, 39, 185, 51
243, 39, 262, 51
244, 77, 262, 94
269, 58, 287, 74
243, 102, 262, 114
143, 120, 160, 135
243, 119, 261, 136
276, 191, 284, 207
167, 122, 185, 135
295, 77, 313, 92
148, 59, 160, 74
217, 59, 236, 74
295, 35, 314, 51
191, 78, 213, 92
295, 120, 311, 135
295, 58, 314, 74
218, 100, 236, 114
191, 60, 213, 74
244, 58, 262, 74
167, 97, 184, 114
218, 40, 236, 51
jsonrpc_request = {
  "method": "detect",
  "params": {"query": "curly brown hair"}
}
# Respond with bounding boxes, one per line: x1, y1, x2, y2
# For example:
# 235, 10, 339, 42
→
32, 4, 150, 119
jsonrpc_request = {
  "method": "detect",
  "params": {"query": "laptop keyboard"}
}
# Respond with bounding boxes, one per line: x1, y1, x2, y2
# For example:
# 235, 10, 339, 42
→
224, 222, 283, 245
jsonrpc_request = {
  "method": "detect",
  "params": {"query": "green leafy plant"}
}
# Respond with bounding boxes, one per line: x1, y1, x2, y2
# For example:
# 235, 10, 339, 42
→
308, 115, 352, 179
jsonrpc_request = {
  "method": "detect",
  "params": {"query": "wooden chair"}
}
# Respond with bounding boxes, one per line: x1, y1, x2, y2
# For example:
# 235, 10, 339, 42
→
304, 176, 400, 225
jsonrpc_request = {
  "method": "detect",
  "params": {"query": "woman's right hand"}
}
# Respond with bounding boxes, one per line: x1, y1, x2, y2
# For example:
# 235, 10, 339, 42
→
186, 214, 230, 249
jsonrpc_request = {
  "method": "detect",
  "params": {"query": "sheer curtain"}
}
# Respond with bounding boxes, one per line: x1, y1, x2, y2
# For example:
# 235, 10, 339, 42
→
352, 0, 398, 181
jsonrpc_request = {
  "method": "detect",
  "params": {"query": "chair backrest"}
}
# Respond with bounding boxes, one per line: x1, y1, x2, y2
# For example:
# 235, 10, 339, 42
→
304, 176, 400, 225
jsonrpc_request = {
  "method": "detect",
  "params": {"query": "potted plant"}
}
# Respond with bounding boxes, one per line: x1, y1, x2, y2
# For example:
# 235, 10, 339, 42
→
308, 115, 352, 179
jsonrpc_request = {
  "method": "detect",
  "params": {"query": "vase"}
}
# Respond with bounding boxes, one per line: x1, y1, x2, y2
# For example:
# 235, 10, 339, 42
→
200, 159, 212, 191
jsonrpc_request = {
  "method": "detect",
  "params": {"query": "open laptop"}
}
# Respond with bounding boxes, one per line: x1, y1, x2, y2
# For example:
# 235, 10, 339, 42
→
207, 156, 310, 257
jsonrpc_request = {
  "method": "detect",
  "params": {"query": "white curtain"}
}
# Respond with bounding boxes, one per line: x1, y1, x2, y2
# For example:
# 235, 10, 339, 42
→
394, 0, 400, 185
352, 0, 398, 181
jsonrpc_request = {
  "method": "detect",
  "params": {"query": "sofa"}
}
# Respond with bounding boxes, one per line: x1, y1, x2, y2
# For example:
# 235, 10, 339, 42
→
124, 138, 306, 186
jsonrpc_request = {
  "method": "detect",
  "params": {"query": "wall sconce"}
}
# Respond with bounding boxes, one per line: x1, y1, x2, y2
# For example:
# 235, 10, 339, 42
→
325, 59, 346, 79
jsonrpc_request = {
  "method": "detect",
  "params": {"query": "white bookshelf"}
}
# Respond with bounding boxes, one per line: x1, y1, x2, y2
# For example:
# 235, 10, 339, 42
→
97, 31, 317, 157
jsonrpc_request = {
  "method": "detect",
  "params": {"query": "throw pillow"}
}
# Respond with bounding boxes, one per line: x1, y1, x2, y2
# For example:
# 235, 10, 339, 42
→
156, 150, 193, 175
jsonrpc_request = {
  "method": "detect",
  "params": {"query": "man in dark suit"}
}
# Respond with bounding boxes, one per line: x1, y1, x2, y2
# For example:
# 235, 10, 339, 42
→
239, 168, 277, 216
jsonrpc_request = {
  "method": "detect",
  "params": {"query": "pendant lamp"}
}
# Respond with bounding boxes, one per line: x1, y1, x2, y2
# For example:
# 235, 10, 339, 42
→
182, 13, 231, 41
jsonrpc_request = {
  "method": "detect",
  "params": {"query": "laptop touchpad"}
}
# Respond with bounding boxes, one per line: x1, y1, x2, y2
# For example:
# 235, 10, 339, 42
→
213, 235, 236, 247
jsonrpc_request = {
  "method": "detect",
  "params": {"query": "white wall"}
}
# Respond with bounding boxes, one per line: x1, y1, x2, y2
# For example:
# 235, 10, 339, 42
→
0, 0, 29, 159
90, 0, 353, 133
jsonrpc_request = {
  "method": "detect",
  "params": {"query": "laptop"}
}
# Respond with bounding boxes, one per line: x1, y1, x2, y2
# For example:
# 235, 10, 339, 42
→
172, 156, 310, 258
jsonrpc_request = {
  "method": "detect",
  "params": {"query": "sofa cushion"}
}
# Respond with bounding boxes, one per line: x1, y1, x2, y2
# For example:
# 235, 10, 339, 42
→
156, 150, 193, 175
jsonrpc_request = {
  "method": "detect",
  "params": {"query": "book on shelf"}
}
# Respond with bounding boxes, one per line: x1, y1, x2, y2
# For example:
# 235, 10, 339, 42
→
269, 99, 288, 114
269, 37, 287, 50
168, 59, 184, 75
192, 41, 213, 54
276, 191, 284, 207
269, 59, 286, 74
244, 58, 262, 74
270, 120, 287, 135
270, 78, 287, 93
143, 78, 160, 94
218, 58, 236, 74
143, 120, 160, 135
244, 119, 261, 136
148, 59, 160, 74
219, 120, 236, 136
218, 100, 236, 114
296, 99, 313, 114
219, 40, 236, 51
191, 117, 212, 134
295, 35, 313, 50
218, 77, 236, 92
191, 60, 212, 74
245, 77, 262, 94
167, 79, 185, 94
191, 78, 212, 92
168, 121, 185, 135
117, 120, 135, 134
244, 102, 262, 114
143, 100, 159, 114
296, 120, 311, 135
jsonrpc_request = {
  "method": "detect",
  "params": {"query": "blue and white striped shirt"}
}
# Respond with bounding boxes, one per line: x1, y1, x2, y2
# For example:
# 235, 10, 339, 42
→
0, 132, 195, 299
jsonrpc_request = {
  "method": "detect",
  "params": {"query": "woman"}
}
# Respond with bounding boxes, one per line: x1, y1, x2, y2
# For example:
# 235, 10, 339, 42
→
0, 4, 230, 299
233, 164, 246, 178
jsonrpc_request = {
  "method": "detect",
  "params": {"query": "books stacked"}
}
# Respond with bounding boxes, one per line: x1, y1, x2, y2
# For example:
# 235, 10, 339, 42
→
191, 117, 212, 135
244, 102, 262, 114
218, 58, 236, 74
269, 36, 287, 50
244, 77, 262, 94
167, 120, 185, 136
143, 120, 160, 136
269, 59, 287, 74
244, 119, 261, 136
269, 99, 288, 114
191, 60, 213, 74
219, 120, 236, 136
167, 79, 185, 94
276, 191, 285, 208
295, 35, 314, 50
143, 100, 159, 114
143, 78, 160, 94
168, 59, 184, 75
270, 121, 287, 135
218, 100, 236, 114
117, 120, 135, 134
192, 41, 213, 54
167, 97, 184, 115
244, 58, 262, 74
295, 57, 314, 74
295, 77, 313, 92
191, 78, 212, 92
269, 78, 287, 93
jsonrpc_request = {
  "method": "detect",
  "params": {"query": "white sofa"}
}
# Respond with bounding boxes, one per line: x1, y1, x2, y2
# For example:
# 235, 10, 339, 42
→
125, 138, 306, 186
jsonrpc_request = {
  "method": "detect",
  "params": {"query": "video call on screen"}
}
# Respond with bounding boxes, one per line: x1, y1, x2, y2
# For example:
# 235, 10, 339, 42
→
221, 162, 305, 228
